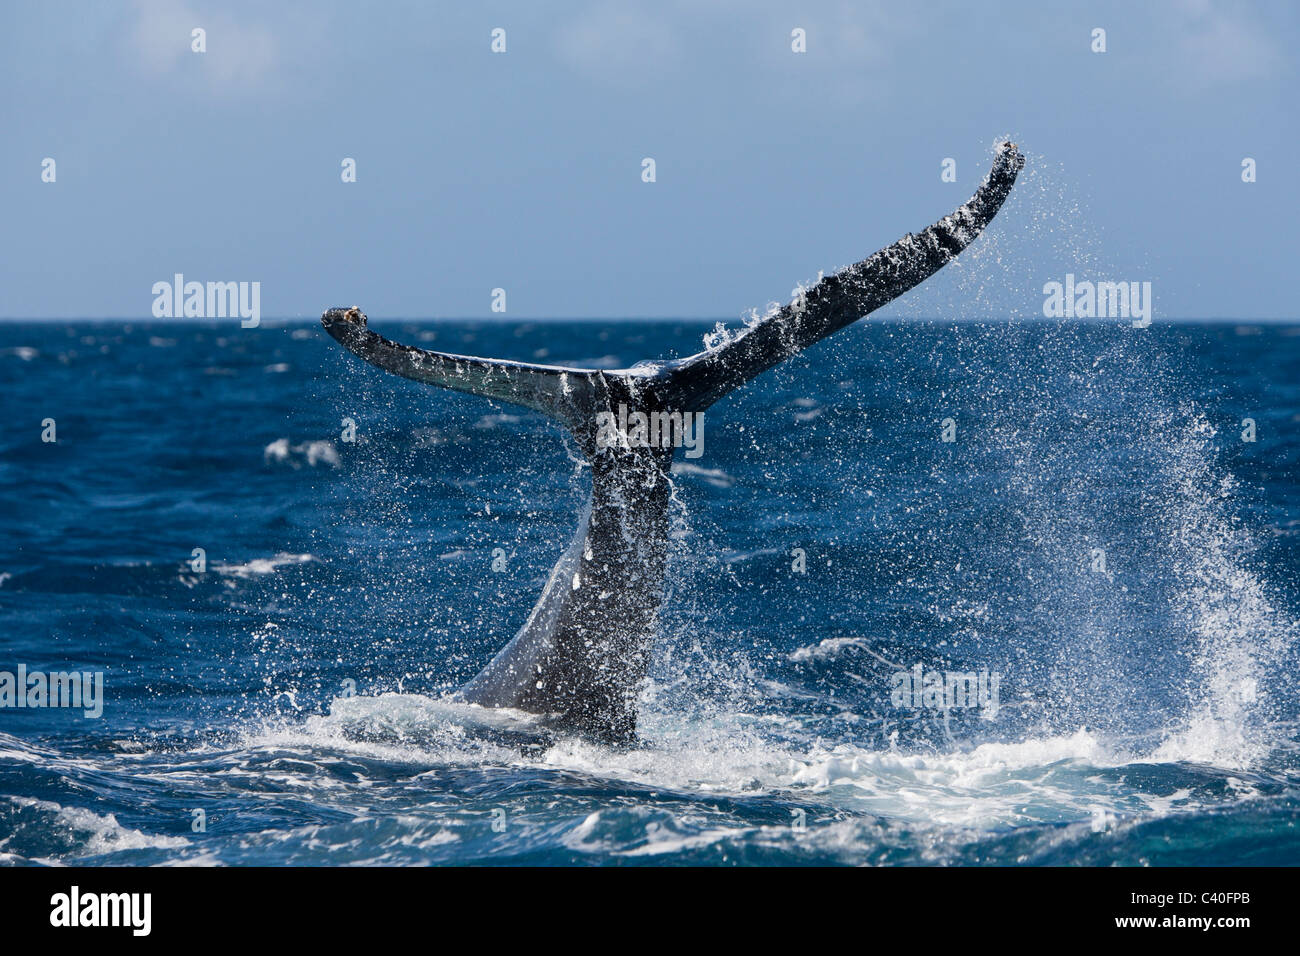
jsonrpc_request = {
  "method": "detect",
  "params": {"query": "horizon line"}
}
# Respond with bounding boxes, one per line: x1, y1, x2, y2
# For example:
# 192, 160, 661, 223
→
1, 315, 1298, 325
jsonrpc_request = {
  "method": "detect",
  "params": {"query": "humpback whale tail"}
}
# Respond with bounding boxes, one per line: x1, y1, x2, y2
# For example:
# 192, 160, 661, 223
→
322, 142, 1024, 743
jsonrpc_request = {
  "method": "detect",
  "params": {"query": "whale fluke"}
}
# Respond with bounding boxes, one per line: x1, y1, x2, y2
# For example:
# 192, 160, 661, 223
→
661, 141, 1025, 411
320, 307, 599, 428
322, 142, 1024, 743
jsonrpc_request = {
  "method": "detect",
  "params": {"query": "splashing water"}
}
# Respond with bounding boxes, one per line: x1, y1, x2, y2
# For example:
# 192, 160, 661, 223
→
1, 305, 1297, 863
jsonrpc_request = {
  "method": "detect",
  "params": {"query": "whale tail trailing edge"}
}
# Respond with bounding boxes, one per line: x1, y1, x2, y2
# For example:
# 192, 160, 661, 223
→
320, 142, 1025, 742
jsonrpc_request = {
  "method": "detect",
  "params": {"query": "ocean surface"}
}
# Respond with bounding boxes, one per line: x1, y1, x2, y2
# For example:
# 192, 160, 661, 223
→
1, 317, 1297, 866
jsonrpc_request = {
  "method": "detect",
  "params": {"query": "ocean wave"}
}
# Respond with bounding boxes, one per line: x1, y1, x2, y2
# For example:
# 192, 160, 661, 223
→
0, 796, 190, 863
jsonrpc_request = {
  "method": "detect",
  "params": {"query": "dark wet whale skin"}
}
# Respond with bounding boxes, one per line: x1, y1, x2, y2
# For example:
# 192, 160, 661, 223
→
321, 143, 1025, 743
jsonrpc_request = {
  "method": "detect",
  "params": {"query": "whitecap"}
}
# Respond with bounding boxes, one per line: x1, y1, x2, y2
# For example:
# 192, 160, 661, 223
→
263, 438, 340, 468
670, 462, 734, 487
213, 552, 317, 578
789, 637, 873, 662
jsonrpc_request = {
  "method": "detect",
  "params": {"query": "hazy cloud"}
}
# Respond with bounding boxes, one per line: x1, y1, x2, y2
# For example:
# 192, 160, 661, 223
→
127, 0, 277, 94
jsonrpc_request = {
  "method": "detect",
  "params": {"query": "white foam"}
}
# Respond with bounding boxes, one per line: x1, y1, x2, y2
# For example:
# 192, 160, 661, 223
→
563, 808, 745, 858
789, 637, 873, 662
11, 797, 190, 859
243, 693, 542, 769
213, 552, 316, 578
263, 438, 340, 468
670, 462, 734, 487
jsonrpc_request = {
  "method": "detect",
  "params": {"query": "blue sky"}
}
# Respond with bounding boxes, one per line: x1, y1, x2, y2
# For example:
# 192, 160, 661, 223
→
2, 0, 1296, 320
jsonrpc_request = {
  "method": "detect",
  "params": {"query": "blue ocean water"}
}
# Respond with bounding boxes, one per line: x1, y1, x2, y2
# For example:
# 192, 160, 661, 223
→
0, 317, 1297, 866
